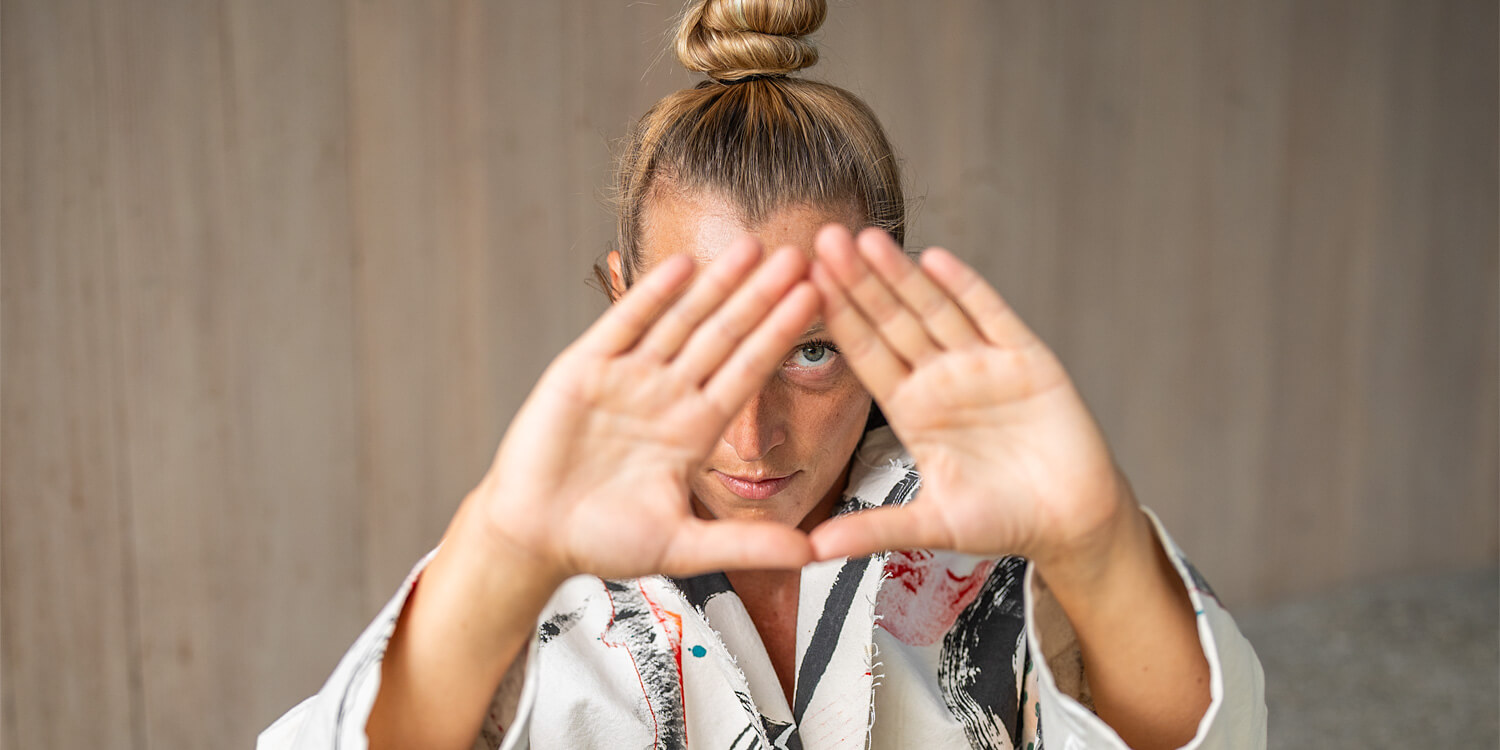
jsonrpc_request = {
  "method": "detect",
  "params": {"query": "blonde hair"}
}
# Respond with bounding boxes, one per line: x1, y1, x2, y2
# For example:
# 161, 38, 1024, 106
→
599, 0, 905, 293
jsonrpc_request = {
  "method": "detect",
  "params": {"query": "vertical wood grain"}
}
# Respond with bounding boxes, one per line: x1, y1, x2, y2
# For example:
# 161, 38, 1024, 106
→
85, 0, 364, 745
347, 0, 500, 613
346, 0, 695, 610
1177, 0, 1289, 607
1381, 0, 1499, 571
1, 0, 1494, 746
1, 2, 145, 747
1256, 0, 1393, 597
822, 0, 1495, 604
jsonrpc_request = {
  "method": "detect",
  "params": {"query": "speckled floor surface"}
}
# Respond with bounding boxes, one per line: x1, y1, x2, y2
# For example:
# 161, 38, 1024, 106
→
1235, 567, 1499, 749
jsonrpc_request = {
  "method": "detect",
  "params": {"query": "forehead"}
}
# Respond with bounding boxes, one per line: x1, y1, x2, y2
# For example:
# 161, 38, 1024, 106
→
639, 190, 864, 267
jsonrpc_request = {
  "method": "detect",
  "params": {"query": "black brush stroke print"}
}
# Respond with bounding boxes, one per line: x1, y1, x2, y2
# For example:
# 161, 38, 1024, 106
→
938, 556, 1029, 749
603, 579, 687, 750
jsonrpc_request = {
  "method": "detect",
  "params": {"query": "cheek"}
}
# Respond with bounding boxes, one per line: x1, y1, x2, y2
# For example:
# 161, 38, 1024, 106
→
784, 376, 872, 463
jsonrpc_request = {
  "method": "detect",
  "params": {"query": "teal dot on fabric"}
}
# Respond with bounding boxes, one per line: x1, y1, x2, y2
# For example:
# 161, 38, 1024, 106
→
690, 645, 707, 658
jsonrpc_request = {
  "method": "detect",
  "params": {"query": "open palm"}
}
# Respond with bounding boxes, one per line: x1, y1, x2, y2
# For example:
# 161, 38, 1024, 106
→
473, 242, 820, 580
807, 227, 1131, 566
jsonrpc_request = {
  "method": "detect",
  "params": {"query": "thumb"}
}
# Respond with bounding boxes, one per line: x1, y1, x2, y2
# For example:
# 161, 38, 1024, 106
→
808, 503, 951, 561
658, 518, 815, 577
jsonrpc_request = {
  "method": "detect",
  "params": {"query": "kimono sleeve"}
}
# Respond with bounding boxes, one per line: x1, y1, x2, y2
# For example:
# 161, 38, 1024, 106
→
1023, 508, 1268, 749
256, 550, 540, 750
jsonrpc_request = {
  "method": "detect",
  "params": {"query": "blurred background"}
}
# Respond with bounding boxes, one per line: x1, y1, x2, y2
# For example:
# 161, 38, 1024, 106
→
3, 0, 1495, 747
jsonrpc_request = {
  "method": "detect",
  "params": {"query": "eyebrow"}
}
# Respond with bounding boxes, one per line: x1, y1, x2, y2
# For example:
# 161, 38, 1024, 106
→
798, 322, 827, 340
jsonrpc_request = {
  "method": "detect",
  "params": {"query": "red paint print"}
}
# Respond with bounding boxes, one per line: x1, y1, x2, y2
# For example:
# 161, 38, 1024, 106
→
638, 582, 685, 676
875, 550, 995, 646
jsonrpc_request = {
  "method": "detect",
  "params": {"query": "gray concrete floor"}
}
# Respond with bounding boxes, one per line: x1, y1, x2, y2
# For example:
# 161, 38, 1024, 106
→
1236, 566, 1499, 749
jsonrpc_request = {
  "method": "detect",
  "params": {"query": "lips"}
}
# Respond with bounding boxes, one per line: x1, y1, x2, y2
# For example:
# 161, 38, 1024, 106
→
711, 470, 797, 500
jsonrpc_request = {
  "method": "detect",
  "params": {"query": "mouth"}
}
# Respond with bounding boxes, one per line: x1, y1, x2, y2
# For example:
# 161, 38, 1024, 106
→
711, 470, 798, 500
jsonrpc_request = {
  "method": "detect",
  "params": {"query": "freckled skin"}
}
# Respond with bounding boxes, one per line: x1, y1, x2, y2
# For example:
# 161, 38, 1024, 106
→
612, 193, 873, 534
609, 193, 873, 702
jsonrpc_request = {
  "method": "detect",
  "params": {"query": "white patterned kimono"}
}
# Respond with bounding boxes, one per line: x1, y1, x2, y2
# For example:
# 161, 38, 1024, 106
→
261, 427, 1266, 749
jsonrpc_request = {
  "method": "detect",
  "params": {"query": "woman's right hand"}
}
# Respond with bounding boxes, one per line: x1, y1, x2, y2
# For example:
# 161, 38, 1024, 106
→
371, 243, 818, 750
462, 240, 821, 583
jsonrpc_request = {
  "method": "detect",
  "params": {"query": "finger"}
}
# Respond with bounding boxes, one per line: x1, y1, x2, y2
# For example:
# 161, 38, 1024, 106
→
702, 282, 819, 413
857, 234, 982, 350
815, 225, 940, 366
634, 238, 763, 361
576, 253, 696, 355
919, 248, 1039, 349
659, 518, 814, 575
809, 262, 906, 401
807, 504, 954, 561
671, 247, 809, 383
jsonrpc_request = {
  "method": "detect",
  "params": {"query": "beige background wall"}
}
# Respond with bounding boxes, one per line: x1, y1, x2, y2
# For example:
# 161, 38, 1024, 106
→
3, 0, 1495, 747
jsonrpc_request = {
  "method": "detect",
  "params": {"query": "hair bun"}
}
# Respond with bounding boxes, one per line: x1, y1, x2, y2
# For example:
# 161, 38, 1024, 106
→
675, 0, 826, 82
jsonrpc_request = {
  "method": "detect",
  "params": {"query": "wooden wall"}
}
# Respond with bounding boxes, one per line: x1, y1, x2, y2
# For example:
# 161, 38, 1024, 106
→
3, 1, 1494, 747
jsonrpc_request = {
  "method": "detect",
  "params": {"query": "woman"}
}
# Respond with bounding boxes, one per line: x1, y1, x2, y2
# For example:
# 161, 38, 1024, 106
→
262, 1, 1265, 748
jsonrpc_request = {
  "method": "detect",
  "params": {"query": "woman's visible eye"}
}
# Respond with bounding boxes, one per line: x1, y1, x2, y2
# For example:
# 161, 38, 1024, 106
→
788, 340, 840, 369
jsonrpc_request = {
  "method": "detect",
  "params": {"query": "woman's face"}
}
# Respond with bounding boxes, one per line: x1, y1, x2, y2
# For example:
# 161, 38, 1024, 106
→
610, 191, 874, 534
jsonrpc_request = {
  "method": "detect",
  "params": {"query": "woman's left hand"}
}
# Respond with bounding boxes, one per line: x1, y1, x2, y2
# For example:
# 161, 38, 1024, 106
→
806, 225, 1135, 572
809, 226, 1213, 750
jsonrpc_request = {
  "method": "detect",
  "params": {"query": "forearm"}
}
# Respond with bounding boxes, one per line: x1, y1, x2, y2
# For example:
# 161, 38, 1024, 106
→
367, 494, 566, 750
1034, 495, 1211, 750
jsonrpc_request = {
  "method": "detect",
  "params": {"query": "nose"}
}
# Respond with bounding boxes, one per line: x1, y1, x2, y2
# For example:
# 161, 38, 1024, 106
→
720, 388, 787, 463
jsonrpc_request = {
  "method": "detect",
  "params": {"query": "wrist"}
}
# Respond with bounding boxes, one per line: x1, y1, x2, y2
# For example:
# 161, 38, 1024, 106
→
1027, 465, 1143, 590
1032, 496, 1199, 650
1028, 497, 1210, 750
370, 490, 567, 749
449, 487, 574, 595
1031, 500, 1154, 607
